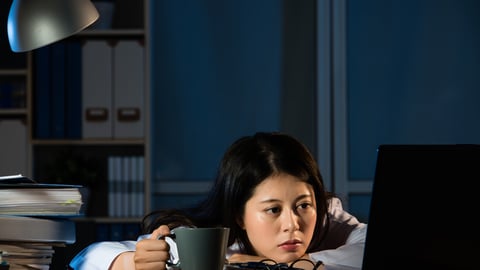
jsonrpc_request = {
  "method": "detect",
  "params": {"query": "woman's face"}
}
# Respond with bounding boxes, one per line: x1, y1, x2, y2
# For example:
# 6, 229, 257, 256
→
241, 173, 317, 263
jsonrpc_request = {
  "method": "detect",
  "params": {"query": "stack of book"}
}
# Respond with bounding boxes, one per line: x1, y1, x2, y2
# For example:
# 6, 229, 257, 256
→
0, 174, 83, 270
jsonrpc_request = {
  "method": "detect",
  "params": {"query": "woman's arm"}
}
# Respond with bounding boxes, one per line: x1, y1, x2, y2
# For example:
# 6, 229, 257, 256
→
69, 241, 137, 270
69, 225, 174, 270
309, 197, 367, 270
310, 225, 367, 269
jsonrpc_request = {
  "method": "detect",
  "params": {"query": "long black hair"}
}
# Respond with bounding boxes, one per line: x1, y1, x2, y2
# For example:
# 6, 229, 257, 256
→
141, 131, 330, 254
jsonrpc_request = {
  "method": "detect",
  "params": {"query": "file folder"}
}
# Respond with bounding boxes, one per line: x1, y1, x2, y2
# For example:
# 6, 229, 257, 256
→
112, 40, 145, 139
82, 40, 113, 139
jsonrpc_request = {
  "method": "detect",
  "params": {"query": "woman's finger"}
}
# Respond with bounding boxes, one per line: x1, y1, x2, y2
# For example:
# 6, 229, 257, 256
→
149, 225, 171, 239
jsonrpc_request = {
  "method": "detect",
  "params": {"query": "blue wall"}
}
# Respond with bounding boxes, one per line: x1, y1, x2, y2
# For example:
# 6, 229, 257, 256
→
148, 0, 318, 209
146, 0, 480, 217
150, 1, 283, 181
347, 0, 480, 180
346, 0, 480, 222
149, 1, 284, 208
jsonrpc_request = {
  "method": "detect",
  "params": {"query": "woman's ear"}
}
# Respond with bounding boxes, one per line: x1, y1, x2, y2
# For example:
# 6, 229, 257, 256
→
236, 216, 245, 229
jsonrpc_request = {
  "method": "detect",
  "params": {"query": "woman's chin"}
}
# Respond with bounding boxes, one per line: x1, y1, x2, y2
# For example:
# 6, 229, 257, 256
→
268, 252, 305, 265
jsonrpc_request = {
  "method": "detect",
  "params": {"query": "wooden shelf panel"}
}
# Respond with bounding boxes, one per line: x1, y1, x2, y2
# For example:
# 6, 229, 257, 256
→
73, 217, 142, 223
0, 108, 28, 116
0, 69, 28, 76
75, 29, 145, 38
31, 139, 144, 146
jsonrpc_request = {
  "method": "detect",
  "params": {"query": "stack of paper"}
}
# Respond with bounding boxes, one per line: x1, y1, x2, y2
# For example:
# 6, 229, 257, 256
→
0, 174, 83, 216
0, 242, 61, 270
0, 174, 81, 269
0, 215, 76, 270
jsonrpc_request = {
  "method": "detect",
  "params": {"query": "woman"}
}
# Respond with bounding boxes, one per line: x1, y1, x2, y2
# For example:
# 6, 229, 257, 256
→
69, 132, 366, 270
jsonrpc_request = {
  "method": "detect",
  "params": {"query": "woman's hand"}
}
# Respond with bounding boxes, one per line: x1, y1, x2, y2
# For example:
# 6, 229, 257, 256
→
110, 225, 172, 270
134, 225, 172, 270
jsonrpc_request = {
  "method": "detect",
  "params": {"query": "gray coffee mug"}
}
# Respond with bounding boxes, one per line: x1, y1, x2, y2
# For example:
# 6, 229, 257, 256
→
174, 227, 230, 270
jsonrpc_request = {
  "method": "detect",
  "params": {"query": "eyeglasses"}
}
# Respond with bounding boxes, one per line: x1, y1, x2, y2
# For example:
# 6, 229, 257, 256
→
226, 258, 324, 270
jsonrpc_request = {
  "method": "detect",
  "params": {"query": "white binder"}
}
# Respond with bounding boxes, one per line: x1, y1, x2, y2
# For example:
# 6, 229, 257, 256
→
112, 40, 145, 139
82, 40, 113, 139
0, 120, 27, 175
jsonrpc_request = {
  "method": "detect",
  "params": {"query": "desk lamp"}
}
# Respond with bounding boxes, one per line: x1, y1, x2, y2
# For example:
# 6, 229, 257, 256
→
7, 0, 99, 52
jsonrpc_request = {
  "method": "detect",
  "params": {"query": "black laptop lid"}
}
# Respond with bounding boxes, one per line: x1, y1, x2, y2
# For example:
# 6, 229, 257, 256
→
362, 144, 480, 270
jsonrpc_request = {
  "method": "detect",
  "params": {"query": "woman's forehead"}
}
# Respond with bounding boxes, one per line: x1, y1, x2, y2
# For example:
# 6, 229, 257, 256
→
251, 174, 314, 199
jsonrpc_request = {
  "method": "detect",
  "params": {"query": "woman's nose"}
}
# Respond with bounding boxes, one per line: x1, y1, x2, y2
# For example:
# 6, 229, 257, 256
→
282, 209, 300, 232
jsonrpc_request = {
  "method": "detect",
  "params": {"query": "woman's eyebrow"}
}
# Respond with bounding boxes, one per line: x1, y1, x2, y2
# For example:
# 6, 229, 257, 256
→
258, 198, 281, 204
296, 194, 313, 200
258, 193, 313, 204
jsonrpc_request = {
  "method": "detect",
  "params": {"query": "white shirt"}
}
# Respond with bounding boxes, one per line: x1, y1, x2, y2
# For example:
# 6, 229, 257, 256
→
69, 198, 367, 270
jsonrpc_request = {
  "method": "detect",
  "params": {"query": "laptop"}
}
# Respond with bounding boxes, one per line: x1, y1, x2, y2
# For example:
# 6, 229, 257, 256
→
362, 144, 480, 270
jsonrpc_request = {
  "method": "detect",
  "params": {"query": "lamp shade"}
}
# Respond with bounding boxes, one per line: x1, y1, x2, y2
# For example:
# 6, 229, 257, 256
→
7, 0, 99, 52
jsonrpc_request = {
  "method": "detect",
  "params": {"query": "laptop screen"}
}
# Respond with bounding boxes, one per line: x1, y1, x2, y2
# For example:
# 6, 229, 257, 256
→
362, 144, 480, 270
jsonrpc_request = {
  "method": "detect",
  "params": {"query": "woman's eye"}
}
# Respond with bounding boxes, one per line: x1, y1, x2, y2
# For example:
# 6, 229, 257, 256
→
297, 202, 313, 210
266, 207, 281, 214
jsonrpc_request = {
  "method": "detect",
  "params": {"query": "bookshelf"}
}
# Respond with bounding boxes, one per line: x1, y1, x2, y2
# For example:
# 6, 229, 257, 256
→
0, 0, 32, 177
34, 0, 151, 216
1, 0, 151, 267
0, 62, 32, 177
29, 0, 150, 214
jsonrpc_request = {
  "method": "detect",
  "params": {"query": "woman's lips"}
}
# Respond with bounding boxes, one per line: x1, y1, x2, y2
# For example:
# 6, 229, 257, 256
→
278, 240, 302, 251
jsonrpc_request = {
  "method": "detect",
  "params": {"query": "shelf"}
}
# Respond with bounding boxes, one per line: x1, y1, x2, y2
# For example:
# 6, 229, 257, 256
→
0, 108, 28, 116
1, 2, 150, 266
31, 139, 144, 146
72, 217, 142, 223
0, 69, 28, 76
75, 29, 145, 38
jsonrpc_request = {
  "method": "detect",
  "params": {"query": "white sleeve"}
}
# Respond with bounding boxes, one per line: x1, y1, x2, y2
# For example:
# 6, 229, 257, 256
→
309, 197, 368, 270
310, 225, 367, 270
69, 234, 179, 270
68, 240, 137, 270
